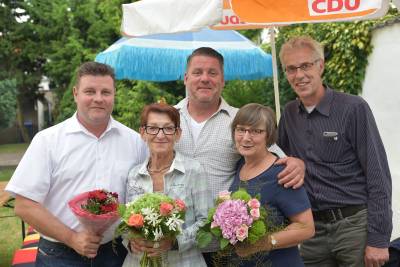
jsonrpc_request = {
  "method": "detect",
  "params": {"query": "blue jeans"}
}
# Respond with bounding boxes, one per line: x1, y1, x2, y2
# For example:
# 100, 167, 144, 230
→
35, 237, 127, 267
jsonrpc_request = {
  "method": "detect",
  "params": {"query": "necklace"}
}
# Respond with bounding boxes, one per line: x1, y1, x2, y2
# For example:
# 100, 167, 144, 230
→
147, 164, 171, 174
147, 159, 172, 174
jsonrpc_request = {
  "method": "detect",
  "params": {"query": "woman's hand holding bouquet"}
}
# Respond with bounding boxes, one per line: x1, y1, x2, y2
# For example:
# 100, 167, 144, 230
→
116, 193, 186, 267
129, 236, 176, 258
197, 188, 282, 258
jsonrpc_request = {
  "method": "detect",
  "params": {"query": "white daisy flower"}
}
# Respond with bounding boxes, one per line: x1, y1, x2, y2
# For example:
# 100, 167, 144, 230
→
166, 214, 184, 232
153, 227, 164, 241
141, 207, 161, 227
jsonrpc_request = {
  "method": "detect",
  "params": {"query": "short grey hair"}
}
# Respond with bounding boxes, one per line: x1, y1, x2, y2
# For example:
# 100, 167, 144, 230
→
231, 103, 277, 147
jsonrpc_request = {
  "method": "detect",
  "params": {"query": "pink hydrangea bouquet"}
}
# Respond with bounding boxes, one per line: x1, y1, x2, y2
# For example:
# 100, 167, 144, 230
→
115, 193, 186, 267
197, 188, 272, 250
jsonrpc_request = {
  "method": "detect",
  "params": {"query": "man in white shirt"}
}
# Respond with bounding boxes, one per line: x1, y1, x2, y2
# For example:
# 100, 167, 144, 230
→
6, 62, 147, 267
174, 47, 306, 266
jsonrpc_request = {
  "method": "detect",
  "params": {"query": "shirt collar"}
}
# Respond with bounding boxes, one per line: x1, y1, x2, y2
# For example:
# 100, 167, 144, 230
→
138, 151, 186, 176
297, 85, 333, 117
175, 97, 237, 118
65, 112, 119, 137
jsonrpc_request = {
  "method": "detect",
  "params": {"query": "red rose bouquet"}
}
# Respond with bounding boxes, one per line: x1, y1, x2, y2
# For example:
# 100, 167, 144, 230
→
68, 189, 120, 235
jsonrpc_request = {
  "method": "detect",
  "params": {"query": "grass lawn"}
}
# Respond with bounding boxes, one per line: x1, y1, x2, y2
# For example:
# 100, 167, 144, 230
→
0, 143, 29, 154
0, 200, 22, 267
0, 143, 28, 267
0, 167, 16, 181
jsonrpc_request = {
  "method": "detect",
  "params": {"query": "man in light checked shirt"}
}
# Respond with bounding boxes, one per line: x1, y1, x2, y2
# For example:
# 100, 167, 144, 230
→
174, 47, 307, 267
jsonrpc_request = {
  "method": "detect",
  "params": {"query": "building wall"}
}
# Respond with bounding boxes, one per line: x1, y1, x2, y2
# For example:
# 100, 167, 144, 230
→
362, 22, 400, 241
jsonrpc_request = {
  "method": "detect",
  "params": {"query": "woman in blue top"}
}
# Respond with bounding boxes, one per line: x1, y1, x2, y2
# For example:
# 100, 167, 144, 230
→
229, 103, 314, 267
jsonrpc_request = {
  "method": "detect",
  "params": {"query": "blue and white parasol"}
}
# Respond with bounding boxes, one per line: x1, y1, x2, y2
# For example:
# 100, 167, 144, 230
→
95, 27, 272, 81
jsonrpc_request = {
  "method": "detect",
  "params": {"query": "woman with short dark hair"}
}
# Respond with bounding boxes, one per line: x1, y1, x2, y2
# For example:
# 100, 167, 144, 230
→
229, 103, 315, 267
123, 103, 210, 267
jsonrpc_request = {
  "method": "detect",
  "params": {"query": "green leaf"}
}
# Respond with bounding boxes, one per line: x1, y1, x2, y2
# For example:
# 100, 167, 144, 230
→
196, 231, 213, 248
210, 227, 222, 237
118, 203, 126, 217
207, 207, 216, 221
220, 238, 230, 250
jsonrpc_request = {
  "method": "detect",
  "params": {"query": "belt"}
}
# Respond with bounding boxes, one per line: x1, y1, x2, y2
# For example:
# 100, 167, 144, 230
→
312, 205, 366, 223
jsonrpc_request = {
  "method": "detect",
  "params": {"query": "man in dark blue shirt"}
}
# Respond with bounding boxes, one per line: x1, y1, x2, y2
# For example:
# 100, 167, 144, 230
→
277, 36, 392, 267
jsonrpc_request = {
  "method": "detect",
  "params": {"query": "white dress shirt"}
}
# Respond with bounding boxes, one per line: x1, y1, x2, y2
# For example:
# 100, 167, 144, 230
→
6, 114, 148, 243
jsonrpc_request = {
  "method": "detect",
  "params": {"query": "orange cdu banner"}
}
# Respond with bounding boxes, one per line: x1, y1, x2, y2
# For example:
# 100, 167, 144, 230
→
230, 0, 389, 24
211, 0, 267, 30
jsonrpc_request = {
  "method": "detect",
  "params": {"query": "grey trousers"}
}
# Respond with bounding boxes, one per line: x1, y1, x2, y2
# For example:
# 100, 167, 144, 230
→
301, 209, 368, 267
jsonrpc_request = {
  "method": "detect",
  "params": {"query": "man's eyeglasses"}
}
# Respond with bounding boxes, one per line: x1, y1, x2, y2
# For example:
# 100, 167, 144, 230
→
285, 59, 320, 75
144, 126, 177, 135
235, 127, 266, 137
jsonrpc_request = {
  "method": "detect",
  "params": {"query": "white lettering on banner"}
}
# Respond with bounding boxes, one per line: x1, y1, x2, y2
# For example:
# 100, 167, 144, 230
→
308, 0, 382, 16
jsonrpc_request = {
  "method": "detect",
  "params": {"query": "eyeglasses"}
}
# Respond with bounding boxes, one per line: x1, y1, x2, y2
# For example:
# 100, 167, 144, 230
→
144, 126, 177, 135
235, 127, 266, 137
285, 59, 320, 75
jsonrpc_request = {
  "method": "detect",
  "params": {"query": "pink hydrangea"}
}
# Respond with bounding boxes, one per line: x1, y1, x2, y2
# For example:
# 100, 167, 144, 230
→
212, 199, 253, 245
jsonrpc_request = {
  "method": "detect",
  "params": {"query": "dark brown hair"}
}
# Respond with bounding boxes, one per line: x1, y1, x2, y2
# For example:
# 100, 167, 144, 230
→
140, 103, 180, 128
75, 62, 115, 87
186, 47, 224, 71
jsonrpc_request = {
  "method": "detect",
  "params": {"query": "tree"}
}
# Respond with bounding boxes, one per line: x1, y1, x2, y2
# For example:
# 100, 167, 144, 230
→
0, 79, 17, 129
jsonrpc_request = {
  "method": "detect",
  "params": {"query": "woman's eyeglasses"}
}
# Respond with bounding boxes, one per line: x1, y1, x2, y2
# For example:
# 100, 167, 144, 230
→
144, 126, 177, 135
235, 127, 266, 137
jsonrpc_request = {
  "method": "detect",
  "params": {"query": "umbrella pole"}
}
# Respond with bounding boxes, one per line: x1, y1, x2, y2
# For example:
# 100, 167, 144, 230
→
269, 27, 281, 123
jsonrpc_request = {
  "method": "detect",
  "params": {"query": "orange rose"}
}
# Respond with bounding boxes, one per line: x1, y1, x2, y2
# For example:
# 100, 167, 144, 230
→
160, 202, 174, 216
127, 214, 144, 228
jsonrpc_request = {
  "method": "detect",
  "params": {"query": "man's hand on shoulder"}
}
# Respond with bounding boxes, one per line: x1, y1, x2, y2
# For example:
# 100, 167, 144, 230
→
364, 246, 389, 267
276, 157, 305, 189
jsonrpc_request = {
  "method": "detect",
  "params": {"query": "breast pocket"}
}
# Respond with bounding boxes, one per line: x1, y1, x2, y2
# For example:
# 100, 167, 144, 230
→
126, 179, 147, 203
316, 131, 350, 163
167, 182, 192, 210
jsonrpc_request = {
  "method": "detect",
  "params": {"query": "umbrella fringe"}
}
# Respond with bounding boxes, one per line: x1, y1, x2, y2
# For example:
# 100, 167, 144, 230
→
96, 45, 272, 81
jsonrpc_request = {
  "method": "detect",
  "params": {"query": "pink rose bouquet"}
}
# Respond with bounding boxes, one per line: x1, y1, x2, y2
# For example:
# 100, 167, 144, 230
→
68, 189, 120, 235
197, 188, 272, 250
116, 193, 186, 267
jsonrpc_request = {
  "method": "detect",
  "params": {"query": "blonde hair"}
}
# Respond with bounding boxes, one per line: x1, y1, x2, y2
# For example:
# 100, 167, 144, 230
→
279, 36, 324, 68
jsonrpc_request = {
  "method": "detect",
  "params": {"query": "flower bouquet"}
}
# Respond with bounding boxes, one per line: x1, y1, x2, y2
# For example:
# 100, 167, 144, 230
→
68, 189, 120, 235
196, 188, 277, 251
116, 193, 186, 267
